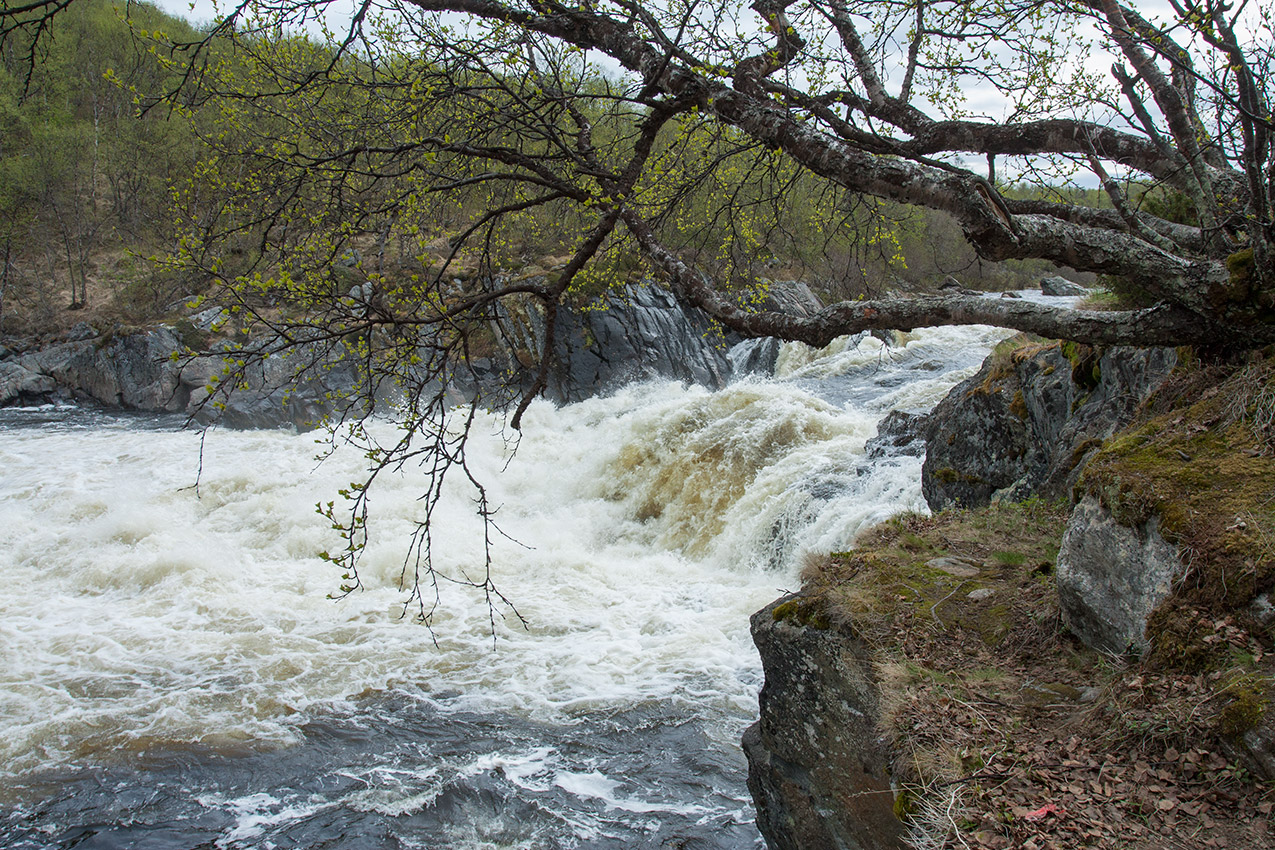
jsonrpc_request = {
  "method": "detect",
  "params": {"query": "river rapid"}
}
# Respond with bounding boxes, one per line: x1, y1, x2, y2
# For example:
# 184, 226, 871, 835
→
1, 321, 1016, 849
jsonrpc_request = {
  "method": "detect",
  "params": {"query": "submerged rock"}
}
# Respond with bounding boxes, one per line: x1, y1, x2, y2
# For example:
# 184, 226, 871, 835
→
743, 595, 904, 850
729, 336, 784, 377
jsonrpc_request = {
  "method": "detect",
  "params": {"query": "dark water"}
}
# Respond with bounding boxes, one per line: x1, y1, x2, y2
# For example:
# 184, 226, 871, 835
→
2, 697, 760, 849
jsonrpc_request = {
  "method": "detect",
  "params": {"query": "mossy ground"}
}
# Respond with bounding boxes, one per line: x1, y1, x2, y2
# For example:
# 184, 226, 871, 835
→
969, 333, 1055, 396
801, 497, 1273, 849
1078, 349, 1275, 670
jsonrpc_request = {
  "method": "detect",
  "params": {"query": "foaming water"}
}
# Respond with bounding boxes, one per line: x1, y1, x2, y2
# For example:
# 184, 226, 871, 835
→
1, 404, 777, 768
0, 318, 1020, 848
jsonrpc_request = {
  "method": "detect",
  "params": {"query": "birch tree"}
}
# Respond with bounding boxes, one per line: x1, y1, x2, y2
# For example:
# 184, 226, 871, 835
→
3, 0, 1272, 616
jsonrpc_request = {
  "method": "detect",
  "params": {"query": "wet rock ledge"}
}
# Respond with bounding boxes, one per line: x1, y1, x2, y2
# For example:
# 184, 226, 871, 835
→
0, 280, 822, 426
743, 596, 904, 850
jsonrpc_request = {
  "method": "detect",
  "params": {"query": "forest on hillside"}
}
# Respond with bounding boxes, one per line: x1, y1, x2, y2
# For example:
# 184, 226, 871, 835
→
0, 0, 1117, 344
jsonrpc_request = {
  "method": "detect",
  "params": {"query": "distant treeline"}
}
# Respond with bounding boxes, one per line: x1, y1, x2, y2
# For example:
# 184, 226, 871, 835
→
1, 0, 1110, 338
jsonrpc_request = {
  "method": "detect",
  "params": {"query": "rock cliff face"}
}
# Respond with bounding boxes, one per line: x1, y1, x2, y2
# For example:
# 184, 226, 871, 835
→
12, 328, 188, 412
921, 342, 1176, 511
491, 279, 821, 402
2, 280, 818, 425
2, 328, 352, 429
743, 596, 904, 850
492, 282, 736, 401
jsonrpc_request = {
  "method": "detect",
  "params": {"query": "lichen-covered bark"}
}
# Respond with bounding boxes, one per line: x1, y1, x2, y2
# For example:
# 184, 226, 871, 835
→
406, 0, 1275, 350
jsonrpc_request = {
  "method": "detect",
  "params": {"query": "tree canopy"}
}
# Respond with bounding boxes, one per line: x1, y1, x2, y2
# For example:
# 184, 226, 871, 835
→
2, 0, 1273, 614
5, 0, 1273, 348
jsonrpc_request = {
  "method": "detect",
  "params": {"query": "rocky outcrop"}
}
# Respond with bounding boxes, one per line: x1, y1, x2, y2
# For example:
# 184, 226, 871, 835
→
1055, 495, 1186, 654
0, 360, 56, 406
743, 596, 904, 850
749, 342, 1275, 848
178, 343, 354, 430
6, 278, 801, 425
551, 283, 734, 400
16, 328, 187, 411
4, 325, 351, 429
490, 280, 821, 401
1039, 275, 1088, 296
922, 342, 1176, 511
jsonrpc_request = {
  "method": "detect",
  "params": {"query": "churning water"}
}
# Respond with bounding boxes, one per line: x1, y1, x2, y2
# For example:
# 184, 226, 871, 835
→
0, 321, 1016, 849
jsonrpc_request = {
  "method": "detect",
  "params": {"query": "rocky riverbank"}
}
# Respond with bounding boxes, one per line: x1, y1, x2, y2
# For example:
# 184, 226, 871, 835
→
0, 280, 821, 426
746, 339, 1275, 849
8, 291, 1272, 849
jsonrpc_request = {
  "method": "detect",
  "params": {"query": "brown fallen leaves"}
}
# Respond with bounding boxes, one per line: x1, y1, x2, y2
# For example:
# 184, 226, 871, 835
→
953, 735, 1268, 849
818, 508, 1274, 850
885, 626, 1274, 849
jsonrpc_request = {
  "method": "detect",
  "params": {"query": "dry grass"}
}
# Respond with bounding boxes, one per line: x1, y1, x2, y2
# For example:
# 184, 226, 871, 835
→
1222, 356, 1275, 453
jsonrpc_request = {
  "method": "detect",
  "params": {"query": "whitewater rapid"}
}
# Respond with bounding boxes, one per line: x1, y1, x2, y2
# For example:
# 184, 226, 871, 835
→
0, 321, 1018, 848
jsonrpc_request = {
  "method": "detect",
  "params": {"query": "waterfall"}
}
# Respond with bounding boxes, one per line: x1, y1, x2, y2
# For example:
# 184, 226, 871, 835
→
0, 320, 1015, 849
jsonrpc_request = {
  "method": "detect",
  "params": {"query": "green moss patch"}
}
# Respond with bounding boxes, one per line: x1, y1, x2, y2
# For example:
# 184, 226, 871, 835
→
1078, 351, 1275, 669
1218, 675, 1269, 737
1060, 340, 1101, 390
809, 499, 1069, 645
771, 596, 831, 630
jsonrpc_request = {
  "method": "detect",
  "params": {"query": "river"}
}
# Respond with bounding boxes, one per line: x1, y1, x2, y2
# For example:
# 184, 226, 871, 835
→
0, 321, 1015, 849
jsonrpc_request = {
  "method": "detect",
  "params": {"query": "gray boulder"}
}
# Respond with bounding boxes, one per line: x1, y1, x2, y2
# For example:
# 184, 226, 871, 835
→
758, 279, 823, 319
189, 306, 230, 332
743, 596, 904, 850
922, 343, 1176, 510
1040, 275, 1089, 297
1233, 713, 1275, 782
0, 361, 56, 406
865, 410, 929, 460
1056, 495, 1185, 654
66, 321, 98, 341
725, 281, 822, 378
